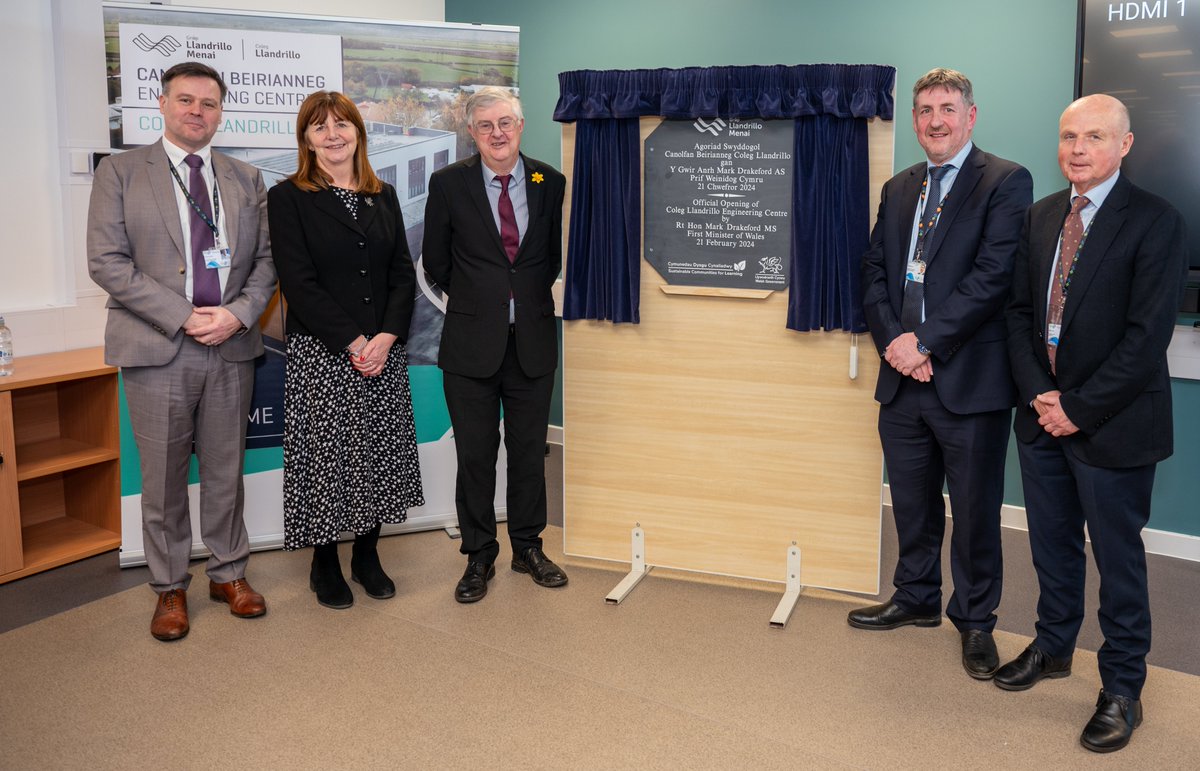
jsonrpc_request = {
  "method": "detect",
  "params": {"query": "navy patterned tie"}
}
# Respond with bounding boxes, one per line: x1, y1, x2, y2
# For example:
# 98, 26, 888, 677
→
184, 154, 221, 307
900, 164, 951, 332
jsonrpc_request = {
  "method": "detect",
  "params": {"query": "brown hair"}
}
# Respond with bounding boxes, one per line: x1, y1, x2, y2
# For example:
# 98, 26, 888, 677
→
288, 91, 382, 194
162, 61, 227, 101
912, 68, 974, 108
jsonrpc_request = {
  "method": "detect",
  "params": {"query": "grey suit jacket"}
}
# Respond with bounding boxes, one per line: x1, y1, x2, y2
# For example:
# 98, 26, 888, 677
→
87, 140, 276, 367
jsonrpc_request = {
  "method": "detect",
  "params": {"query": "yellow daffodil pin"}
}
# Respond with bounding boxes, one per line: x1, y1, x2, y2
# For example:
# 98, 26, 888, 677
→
531, 172, 545, 184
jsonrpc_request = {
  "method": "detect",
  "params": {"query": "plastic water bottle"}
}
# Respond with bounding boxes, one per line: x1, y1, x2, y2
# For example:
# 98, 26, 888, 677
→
0, 315, 13, 377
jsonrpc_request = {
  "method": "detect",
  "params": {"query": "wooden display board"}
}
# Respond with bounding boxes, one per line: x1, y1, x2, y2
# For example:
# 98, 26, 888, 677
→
561, 116, 894, 594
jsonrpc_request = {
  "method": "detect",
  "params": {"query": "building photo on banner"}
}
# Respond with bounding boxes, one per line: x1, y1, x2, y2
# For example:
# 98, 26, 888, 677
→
99, 2, 520, 565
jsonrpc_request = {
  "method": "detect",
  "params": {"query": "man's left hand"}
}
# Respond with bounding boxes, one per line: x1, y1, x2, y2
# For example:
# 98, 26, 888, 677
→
186, 307, 243, 347
884, 332, 930, 376
1035, 391, 1080, 436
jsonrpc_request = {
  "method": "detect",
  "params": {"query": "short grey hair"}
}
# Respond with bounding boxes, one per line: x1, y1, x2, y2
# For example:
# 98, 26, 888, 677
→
466, 86, 524, 127
912, 68, 974, 108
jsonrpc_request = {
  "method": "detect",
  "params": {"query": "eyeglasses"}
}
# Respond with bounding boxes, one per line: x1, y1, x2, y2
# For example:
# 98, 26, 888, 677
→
472, 117, 519, 134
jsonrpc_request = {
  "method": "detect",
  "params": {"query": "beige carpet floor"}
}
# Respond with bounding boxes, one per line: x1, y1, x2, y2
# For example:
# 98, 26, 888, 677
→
1, 526, 1196, 770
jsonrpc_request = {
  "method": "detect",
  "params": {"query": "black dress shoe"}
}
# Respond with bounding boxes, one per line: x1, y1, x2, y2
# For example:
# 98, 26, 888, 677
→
1080, 689, 1142, 753
511, 546, 568, 588
455, 561, 495, 604
847, 600, 940, 630
993, 643, 1072, 691
960, 630, 999, 680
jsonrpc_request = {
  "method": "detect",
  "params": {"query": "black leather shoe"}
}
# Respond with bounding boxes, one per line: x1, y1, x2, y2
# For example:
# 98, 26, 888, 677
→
993, 643, 1072, 691
847, 600, 940, 630
455, 561, 495, 604
1080, 689, 1142, 753
511, 546, 568, 588
960, 630, 999, 680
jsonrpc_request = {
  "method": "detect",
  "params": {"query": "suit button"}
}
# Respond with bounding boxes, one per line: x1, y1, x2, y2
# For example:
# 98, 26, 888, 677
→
358, 242, 365, 249
510, 268, 517, 274
362, 297, 372, 304
359, 269, 368, 277
179, 267, 185, 275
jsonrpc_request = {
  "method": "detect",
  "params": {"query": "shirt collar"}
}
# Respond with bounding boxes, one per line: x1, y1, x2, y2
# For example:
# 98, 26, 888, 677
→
928, 140, 973, 172
482, 155, 525, 187
1071, 169, 1120, 211
161, 136, 213, 169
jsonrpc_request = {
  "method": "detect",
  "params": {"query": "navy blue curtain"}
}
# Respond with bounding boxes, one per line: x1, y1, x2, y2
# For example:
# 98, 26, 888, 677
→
555, 64, 895, 327
789, 115, 871, 332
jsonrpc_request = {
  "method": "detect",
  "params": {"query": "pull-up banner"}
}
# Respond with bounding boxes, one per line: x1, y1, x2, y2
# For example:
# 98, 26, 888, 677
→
117, 23, 343, 147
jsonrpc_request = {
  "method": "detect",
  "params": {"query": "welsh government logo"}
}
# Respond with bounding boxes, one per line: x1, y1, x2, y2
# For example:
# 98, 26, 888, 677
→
693, 117, 726, 136
133, 34, 182, 56
759, 256, 783, 274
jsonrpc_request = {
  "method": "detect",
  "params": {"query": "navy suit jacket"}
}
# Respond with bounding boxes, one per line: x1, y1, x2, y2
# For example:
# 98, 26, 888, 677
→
1006, 174, 1187, 468
422, 153, 565, 379
862, 145, 1033, 415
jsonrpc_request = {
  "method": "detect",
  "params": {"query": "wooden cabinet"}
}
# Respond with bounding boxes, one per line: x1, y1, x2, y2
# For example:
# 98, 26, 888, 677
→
0, 348, 121, 584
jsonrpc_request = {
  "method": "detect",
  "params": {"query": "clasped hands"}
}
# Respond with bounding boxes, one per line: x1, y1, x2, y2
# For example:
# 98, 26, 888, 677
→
884, 332, 932, 383
1032, 389, 1079, 437
348, 333, 397, 378
183, 307, 241, 347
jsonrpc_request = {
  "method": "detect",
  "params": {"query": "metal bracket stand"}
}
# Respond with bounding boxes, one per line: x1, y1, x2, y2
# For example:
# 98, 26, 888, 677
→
769, 543, 804, 629
605, 525, 650, 604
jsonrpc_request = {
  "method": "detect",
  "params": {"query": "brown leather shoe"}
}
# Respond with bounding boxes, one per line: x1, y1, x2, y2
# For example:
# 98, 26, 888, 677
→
209, 578, 267, 618
150, 589, 189, 641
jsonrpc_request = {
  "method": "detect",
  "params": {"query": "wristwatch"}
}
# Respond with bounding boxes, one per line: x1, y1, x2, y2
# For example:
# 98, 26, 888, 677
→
915, 339, 931, 356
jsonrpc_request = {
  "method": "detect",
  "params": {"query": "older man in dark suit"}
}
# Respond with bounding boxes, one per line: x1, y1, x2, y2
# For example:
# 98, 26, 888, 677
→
422, 87, 568, 603
88, 62, 276, 640
854, 69, 1032, 679
999, 93, 1187, 753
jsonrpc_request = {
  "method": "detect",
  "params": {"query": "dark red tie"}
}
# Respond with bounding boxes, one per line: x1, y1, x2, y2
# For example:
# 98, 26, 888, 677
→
1047, 195, 1090, 374
498, 173, 519, 263
184, 154, 221, 307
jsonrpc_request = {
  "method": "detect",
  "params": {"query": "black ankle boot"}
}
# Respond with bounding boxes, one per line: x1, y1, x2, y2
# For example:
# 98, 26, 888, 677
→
310, 542, 353, 609
351, 524, 396, 599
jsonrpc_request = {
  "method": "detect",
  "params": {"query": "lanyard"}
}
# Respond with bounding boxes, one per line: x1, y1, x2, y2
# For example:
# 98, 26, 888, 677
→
913, 177, 947, 264
167, 160, 221, 239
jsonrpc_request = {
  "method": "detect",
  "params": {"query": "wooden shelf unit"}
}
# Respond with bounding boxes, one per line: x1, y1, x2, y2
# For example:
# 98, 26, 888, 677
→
0, 348, 121, 584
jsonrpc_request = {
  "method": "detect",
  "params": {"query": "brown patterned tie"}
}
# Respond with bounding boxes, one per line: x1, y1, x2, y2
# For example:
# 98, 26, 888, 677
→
1046, 195, 1090, 374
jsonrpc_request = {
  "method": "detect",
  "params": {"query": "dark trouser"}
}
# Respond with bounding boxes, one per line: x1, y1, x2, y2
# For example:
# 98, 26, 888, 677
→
442, 333, 554, 565
879, 379, 1009, 632
1018, 431, 1154, 699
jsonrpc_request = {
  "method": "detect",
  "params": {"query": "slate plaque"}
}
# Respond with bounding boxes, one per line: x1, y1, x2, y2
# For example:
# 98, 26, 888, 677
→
645, 118, 793, 290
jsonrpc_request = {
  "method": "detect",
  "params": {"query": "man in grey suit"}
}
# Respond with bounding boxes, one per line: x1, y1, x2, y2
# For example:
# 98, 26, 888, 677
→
88, 62, 276, 641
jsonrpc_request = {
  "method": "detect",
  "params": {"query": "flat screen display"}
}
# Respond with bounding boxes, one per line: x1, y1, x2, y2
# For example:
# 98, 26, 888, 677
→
1078, 0, 1200, 271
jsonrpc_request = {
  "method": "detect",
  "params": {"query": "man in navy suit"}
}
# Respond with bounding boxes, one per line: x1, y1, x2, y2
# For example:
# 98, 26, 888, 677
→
423, 87, 568, 603
998, 94, 1187, 753
854, 69, 1032, 680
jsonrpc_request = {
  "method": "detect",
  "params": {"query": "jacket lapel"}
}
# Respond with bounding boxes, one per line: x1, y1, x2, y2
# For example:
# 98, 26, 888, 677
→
895, 165, 924, 284
923, 146, 984, 266
515, 154, 544, 264
148, 141, 186, 262
211, 152, 241, 256
312, 187, 365, 236
464, 156, 508, 260
1061, 176, 1130, 332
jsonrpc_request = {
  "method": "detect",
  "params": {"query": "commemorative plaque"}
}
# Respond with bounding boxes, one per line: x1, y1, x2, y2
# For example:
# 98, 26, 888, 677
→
644, 118, 793, 290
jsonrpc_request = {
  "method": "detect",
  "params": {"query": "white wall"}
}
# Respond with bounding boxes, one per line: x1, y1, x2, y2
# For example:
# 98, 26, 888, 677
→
4, 0, 444, 357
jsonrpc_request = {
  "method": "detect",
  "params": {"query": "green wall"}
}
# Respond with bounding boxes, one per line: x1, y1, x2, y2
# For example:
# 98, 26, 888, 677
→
447, 0, 1200, 538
